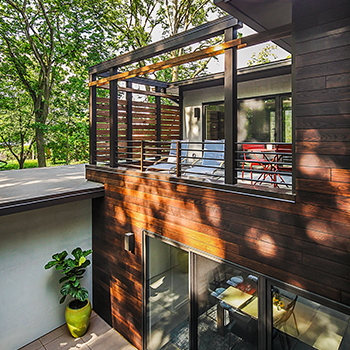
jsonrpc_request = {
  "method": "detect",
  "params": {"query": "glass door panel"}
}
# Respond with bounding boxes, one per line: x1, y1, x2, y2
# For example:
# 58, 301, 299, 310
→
271, 287, 350, 350
196, 255, 259, 350
205, 104, 225, 140
146, 237, 189, 350
282, 97, 292, 143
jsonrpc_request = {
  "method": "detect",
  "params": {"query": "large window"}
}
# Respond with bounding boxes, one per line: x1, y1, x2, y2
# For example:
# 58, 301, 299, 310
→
238, 98, 276, 143
144, 233, 350, 350
271, 286, 350, 350
237, 96, 292, 144
196, 255, 259, 350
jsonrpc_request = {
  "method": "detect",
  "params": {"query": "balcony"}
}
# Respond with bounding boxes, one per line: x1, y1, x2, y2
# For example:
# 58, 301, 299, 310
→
88, 17, 294, 200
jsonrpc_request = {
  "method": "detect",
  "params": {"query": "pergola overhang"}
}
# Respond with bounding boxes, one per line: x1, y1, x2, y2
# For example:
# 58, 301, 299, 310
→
89, 15, 241, 76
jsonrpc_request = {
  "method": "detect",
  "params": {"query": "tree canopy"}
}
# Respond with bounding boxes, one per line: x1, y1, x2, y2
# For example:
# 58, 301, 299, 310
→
0, 0, 224, 168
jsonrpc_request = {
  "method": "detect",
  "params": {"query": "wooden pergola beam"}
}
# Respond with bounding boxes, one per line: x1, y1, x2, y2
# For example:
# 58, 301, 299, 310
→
118, 86, 179, 101
88, 23, 292, 88
97, 84, 179, 101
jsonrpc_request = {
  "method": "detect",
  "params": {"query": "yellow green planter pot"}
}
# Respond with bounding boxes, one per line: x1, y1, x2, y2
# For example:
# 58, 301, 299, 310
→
65, 299, 92, 338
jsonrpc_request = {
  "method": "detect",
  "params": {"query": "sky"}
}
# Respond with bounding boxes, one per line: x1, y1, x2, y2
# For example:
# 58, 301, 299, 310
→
207, 24, 290, 72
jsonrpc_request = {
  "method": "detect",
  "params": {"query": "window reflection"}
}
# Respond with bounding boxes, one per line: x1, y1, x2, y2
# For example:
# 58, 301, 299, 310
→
272, 287, 350, 350
238, 98, 276, 143
282, 98, 292, 143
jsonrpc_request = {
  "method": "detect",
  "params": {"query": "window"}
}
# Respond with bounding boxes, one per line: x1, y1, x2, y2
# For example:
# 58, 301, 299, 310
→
238, 98, 276, 143
196, 255, 259, 350
271, 286, 350, 350
146, 236, 189, 350
282, 97, 292, 143
204, 103, 225, 140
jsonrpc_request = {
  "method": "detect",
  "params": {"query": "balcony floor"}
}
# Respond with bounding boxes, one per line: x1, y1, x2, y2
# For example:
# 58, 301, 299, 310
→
19, 311, 136, 350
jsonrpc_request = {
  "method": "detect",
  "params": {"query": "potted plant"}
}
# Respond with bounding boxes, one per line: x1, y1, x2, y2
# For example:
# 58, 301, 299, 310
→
45, 247, 92, 338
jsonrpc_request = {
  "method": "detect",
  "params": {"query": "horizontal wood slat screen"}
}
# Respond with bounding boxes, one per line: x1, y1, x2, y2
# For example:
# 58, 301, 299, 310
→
94, 99, 180, 163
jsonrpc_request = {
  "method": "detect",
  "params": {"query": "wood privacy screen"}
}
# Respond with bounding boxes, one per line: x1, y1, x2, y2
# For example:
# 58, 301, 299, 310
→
94, 97, 180, 163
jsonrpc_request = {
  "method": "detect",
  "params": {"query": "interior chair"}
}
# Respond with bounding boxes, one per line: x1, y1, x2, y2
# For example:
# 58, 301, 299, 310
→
228, 308, 258, 349
273, 295, 299, 350
146, 140, 189, 173
184, 140, 225, 180
242, 143, 274, 185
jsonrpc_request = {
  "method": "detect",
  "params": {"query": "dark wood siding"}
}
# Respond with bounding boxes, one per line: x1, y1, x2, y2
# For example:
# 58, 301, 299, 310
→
87, 1, 350, 348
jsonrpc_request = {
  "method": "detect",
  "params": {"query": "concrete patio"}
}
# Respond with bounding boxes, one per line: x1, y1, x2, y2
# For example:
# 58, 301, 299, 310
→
19, 311, 136, 350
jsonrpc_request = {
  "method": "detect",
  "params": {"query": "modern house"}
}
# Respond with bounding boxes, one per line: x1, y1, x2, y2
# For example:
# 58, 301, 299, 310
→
3, 1, 347, 350
89, 0, 350, 350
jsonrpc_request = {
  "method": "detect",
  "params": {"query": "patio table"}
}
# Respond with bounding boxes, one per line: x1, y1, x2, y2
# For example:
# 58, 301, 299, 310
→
215, 286, 255, 335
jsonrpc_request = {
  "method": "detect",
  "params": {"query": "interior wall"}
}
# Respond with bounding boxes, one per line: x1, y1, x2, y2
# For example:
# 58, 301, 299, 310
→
149, 235, 171, 278
0, 200, 92, 350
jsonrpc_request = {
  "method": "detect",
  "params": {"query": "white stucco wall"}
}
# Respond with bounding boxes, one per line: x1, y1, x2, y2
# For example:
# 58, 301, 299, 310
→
0, 199, 92, 350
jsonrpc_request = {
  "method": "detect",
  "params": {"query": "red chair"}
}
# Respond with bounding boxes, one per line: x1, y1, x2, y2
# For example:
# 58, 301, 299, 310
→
242, 144, 274, 184
273, 144, 292, 187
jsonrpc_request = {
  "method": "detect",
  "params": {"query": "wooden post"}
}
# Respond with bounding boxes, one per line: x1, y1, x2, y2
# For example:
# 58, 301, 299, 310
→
156, 86, 162, 157
89, 73, 97, 165
140, 140, 144, 172
224, 27, 238, 184
176, 141, 181, 177
126, 81, 133, 161
109, 67, 118, 167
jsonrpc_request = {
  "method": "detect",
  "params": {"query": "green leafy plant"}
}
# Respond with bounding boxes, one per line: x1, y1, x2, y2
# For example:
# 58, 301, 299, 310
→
45, 247, 92, 304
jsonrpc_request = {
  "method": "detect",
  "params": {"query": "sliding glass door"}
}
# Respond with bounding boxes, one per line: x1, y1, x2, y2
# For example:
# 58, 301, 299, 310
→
145, 235, 259, 350
146, 236, 189, 350
196, 255, 259, 350
144, 233, 349, 350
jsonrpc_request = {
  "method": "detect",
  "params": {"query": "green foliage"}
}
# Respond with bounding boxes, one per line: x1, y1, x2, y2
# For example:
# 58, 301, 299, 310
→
0, 0, 227, 167
0, 159, 38, 171
45, 247, 92, 304
0, 0, 106, 166
247, 44, 278, 67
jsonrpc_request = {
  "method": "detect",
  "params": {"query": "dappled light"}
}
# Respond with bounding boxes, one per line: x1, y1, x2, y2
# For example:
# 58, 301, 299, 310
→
244, 227, 277, 258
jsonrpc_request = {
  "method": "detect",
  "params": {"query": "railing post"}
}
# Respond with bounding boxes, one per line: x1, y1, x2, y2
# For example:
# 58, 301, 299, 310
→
224, 27, 238, 185
140, 140, 144, 172
109, 67, 118, 167
89, 73, 97, 165
156, 86, 162, 157
126, 81, 133, 161
176, 141, 181, 177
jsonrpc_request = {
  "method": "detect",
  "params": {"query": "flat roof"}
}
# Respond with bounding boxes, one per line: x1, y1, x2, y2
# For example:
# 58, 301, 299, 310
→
0, 164, 104, 216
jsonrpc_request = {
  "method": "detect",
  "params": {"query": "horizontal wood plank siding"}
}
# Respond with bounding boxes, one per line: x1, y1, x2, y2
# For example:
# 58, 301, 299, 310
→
87, 166, 350, 330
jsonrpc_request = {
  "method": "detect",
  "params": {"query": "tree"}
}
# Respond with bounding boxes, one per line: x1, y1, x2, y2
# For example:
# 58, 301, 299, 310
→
247, 43, 279, 66
157, 0, 224, 81
47, 65, 90, 165
0, 0, 98, 166
96, 0, 225, 82
96, 0, 159, 56
0, 85, 35, 169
